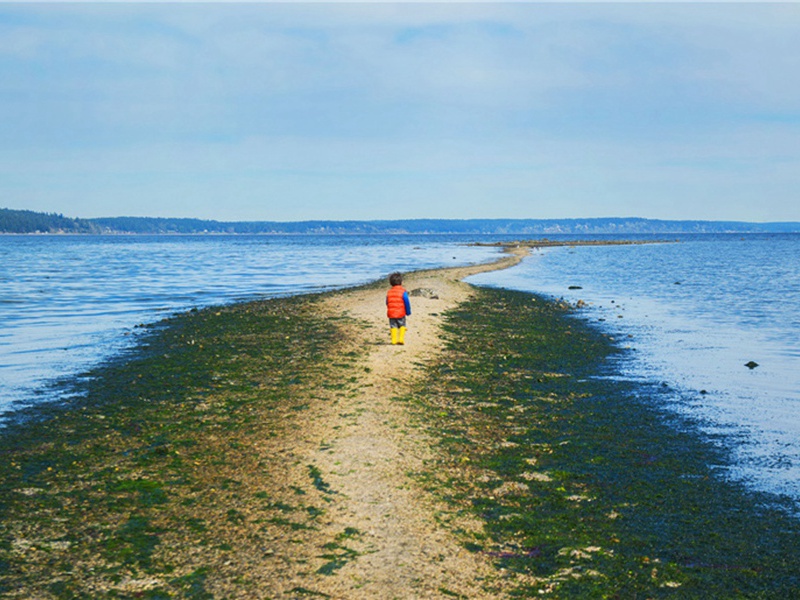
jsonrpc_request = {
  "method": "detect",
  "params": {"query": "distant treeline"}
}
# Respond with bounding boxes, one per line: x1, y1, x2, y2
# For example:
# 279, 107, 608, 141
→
0, 208, 104, 234
2, 207, 799, 235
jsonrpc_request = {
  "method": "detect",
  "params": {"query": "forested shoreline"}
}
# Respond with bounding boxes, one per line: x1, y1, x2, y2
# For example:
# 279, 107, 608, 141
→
3, 207, 799, 235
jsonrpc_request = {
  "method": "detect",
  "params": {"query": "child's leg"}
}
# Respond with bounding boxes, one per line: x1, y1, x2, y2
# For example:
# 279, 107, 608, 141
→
398, 326, 406, 345
391, 327, 399, 344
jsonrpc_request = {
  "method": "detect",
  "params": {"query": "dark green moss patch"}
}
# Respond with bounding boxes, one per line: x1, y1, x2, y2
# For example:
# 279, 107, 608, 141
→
170, 567, 213, 599
0, 293, 344, 598
102, 515, 162, 570
288, 586, 330, 598
412, 286, 800, 598
316, 528, 362, 576
308, 465, 336, 496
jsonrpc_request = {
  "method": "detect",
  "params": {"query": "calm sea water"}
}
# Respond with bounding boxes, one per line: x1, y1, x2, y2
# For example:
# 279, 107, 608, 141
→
468, 234, 800, 504
0, 234, 501, 415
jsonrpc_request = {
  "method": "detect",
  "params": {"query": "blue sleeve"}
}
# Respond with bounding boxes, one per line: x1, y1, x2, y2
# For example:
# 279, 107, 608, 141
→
403, 292, 411, 315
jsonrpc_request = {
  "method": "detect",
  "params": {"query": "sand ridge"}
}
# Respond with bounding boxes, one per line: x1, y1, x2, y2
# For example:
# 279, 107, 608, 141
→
279, 248, 528, 598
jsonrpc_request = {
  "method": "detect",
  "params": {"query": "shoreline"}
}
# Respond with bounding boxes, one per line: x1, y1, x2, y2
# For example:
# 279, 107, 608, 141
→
469, 238, 678, 248
2, 247, 800, 598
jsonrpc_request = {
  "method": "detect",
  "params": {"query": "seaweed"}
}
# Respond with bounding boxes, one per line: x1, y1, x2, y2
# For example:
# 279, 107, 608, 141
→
0, 293, 341, 598
410, 286, 800, 598
3, 280, 799, 598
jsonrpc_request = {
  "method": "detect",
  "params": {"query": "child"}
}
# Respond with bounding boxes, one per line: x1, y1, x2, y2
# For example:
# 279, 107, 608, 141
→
386, 272, 411, 345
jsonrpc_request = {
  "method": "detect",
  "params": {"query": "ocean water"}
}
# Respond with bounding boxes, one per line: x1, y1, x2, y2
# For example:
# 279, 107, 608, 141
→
468, 234, 800, 505
0, 234, 501, 416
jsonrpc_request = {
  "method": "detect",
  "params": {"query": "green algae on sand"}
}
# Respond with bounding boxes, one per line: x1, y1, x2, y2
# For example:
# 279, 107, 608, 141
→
0, 293, 348, 598
408, 286, 800, 598
2, 281, 800, 599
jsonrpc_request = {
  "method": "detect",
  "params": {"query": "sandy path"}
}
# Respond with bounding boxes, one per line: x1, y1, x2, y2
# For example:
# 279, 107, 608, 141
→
289, 248, 528, 599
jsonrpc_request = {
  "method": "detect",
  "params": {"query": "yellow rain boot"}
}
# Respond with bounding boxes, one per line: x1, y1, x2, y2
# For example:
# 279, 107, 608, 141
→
391, 328, 399, 345
398, 326, 407, 345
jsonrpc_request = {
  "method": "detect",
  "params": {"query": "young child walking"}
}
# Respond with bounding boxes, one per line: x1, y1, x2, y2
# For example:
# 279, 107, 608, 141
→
386, 272, 411, 345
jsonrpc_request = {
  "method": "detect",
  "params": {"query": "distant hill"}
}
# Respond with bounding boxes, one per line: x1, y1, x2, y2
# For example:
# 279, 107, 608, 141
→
0, 208, 102, 234
2, 208, 799, 235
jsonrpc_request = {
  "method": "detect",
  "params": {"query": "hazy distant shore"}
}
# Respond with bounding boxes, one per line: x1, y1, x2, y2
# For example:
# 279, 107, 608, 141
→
469, 238, 677, 248
3, 207, 799, 235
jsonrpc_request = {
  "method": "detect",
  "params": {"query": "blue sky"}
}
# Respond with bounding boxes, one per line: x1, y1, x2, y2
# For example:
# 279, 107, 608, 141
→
1, 2, 799, 222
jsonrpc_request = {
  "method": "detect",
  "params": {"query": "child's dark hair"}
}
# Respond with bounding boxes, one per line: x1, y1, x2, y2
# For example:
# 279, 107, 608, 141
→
389, 272, 403, 286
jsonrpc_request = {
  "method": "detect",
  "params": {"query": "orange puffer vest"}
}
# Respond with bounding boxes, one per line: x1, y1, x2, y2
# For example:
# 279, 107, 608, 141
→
386, 286, 408, 319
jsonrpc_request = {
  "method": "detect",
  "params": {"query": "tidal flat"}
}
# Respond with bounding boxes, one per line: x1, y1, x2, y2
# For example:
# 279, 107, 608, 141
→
0, 293, 348, 598
1, 277, 799, 598
410, 287, 800, 598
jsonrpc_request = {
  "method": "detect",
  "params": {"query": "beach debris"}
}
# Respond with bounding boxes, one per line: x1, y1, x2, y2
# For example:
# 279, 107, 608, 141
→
409, 287, 439, 299
520, 471, 552, 482
745, 361, 759, 369
493, 481, 529, 497
485, 546, 543, 559
559, 546, 600, 560
112, 578, 164, 593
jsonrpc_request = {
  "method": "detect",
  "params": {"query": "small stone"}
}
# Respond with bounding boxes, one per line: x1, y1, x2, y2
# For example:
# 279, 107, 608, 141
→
745, 361, 759, 369
494, 481, 529, 497
520, 471, 552, 482
409, 287, 439, 299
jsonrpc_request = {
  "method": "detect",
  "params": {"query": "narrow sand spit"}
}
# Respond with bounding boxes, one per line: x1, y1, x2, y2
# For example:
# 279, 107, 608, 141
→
271, 248, 528, 599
